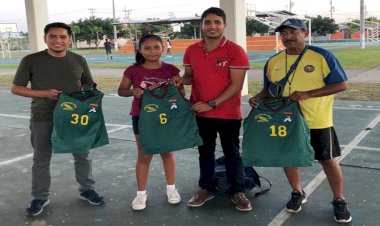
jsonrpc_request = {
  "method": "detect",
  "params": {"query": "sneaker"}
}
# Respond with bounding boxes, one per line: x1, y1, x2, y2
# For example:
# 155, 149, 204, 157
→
231, 192, 252, 211
26, 199, 50, 217
286, 190, 307, 213
79, 190, 105, 206
167, 189, 181, 204
131, 194, 147, 210
332, 199, 352, 223
188, 189, 215, 207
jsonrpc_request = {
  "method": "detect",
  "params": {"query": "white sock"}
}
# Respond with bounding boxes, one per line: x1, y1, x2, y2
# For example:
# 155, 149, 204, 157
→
137, 190, 146, 196
166, 184, 176, 191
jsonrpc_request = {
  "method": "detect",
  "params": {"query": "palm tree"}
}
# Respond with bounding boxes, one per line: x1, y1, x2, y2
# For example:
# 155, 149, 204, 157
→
92, 26, 103, 50
72, 25, 80, 50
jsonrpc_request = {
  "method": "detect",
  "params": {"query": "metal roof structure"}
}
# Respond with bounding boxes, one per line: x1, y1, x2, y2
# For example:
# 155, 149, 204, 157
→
120, 16, 201, 25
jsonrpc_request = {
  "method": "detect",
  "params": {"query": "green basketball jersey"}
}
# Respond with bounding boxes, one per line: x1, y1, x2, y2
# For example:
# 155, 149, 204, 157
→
139, 84, 203, 154
242, 98, 314, 167
51, 89, 109, 153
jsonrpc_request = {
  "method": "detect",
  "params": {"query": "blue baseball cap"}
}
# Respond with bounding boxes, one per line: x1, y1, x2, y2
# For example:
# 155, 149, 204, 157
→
275, 18, 307, 32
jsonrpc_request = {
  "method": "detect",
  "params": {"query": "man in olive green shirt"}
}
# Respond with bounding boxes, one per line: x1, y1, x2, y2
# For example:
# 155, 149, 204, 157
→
11, 22, 104, 217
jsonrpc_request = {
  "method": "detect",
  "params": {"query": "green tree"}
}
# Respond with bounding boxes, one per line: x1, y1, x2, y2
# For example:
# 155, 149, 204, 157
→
246, 18, 269, 36
307, 15, 339, 36
71, 25, 80, 50
71, 16, 122, 48
17, 31, 29, 50
172, 22, 199, 39
138, 23, 173, 37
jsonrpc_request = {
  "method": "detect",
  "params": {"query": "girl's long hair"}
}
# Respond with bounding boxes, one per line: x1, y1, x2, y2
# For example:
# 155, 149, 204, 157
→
135, 34, 163, 65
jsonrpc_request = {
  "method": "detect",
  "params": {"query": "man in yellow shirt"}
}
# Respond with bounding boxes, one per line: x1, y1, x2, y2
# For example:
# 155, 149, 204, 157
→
249, 19, 351, 223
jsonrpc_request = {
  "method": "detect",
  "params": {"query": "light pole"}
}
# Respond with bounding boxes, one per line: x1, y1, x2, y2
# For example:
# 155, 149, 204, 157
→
360, 0, 365, 49
112, 0, 118, 50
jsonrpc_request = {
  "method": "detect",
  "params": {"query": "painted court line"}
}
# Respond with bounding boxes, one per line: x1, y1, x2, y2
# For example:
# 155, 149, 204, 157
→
241, 102, 380, 111
0, 154, 33, 167
0, 113, 133, 131
268, 113, 380, 226
334, 106, 380, 111
107, 125, 131, 133
0, 114, 133, 167
0, 113, 29, 119
340, 145, 380, 152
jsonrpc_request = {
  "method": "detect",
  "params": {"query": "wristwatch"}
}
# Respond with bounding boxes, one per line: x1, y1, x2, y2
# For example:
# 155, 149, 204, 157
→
208, 100, 217, 109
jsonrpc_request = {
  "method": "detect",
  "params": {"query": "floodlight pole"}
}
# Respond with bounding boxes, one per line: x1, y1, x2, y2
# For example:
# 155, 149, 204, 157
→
360, 0, 365, 49
112, 0, 118, 50
308, 18, 311, 46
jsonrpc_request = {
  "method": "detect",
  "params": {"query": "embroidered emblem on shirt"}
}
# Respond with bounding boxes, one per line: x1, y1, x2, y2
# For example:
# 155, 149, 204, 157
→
216, 57, 228, 67
304, 65, 315, 73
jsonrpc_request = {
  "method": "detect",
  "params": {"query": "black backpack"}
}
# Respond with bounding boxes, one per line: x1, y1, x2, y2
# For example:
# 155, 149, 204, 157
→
214, 156, 271, 197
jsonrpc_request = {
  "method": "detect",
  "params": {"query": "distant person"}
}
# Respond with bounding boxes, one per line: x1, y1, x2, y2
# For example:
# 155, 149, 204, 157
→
118, 34, 184, 211
133, 38, 139, 54
166, 39, 172, 55
172, 7, 252, 212
104, 38, 113, 60
248, 18, 352, 223
11, 22, 105, 217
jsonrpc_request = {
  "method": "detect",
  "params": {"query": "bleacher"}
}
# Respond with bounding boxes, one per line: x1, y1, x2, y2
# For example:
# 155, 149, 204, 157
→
118, 36, 284, 53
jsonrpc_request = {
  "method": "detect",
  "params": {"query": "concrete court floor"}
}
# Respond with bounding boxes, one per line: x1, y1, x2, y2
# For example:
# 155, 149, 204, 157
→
0, 86, 379, 226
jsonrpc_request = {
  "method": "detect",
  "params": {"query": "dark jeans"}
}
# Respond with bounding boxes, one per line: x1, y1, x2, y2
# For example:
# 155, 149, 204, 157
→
196, 116, 245, 194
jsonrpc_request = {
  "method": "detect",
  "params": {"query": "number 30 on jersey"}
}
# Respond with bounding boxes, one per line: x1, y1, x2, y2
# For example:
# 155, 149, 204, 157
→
70, 114, 89, 126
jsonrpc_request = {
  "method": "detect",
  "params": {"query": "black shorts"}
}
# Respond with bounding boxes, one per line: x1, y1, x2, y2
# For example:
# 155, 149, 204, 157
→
132, 116, 139, 135
311, 127, 341, 161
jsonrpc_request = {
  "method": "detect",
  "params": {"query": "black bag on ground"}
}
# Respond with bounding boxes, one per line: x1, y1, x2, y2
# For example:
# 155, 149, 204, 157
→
214, 156, 271, 197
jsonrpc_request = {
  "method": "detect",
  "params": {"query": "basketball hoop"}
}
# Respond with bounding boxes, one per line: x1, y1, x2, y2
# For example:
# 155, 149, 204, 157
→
0, 23, 18, 59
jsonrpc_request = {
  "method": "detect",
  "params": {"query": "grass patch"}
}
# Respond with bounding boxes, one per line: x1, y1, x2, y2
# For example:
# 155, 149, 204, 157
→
4, 46, 380, 70
0, 75, 14, 87
332, 47, 380, 69
2, 76, 377, 101
81, 80, 380, 101
335, 83, 380, 100
90, 63, 131, 69
247, 81, 380, 101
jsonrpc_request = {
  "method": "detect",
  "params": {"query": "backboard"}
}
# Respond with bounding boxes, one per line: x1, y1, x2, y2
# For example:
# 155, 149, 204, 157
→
0, 23, 18, 33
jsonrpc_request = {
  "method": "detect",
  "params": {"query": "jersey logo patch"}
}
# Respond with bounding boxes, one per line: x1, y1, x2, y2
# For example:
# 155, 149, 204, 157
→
61, 102, 76, 111
304, 65, 315, 73
169, 99, 178, 109
283, 116, 292, 122
144, 104, 159, 112
255, 114, 271, 122
89, 103, 98, 113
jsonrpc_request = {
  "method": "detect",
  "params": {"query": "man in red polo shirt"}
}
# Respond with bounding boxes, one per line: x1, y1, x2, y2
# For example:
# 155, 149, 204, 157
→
173, 7, 251, 211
